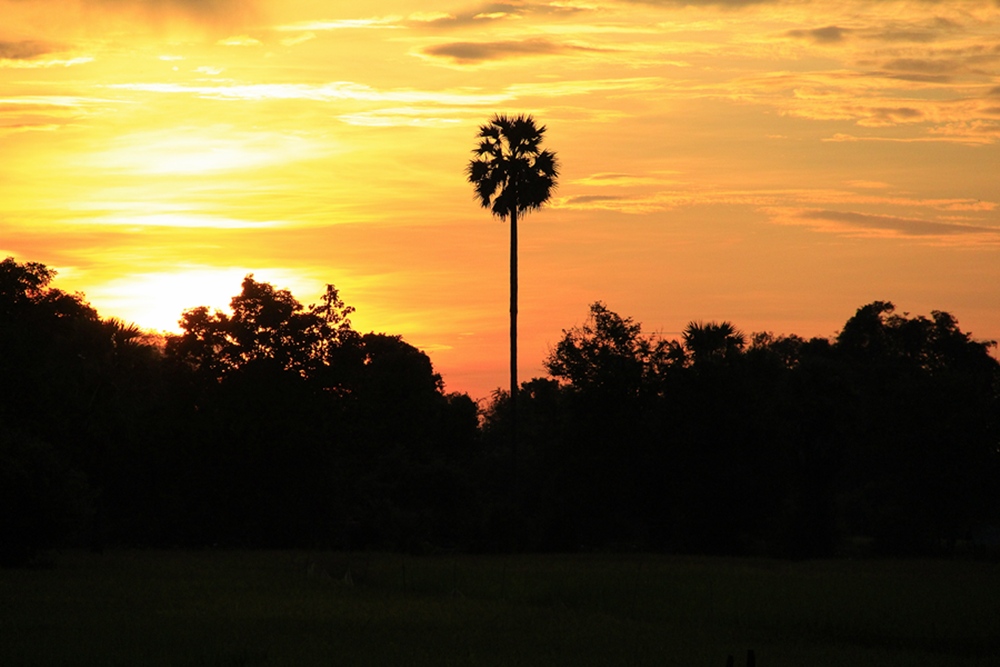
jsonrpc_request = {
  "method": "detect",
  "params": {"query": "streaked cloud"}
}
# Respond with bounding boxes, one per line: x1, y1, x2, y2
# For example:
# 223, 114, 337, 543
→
796, 209, 1000, 238
554, 180, 1000, 226
0, 56, 94, 69
507, 77, 662, 97
876, 57, 963, 83
0, 40, 92, 68
622, 0, 774, 5
336, 107, 466, 127
786, 26, 850, 44
422, 37, 609, 64
274, 1, 597, 35
86, 127, 324, 175
0, 93, 115, 133
0, 95, 108, 109
82, 213, 282, 229
845, 180, 891, 190
571, 172, 683, 187
0, 0, 260, 34
82, 0, 252, 13
102, 77, 664, 128
106, 80, 511, 106
552, 190, 704, 214
217, 35, 262, 46
274, 17, 404, 31
0, 40, 57, 60
823, 125, 1000, 146
279, 32, 316, 46
405, 1, 596, 28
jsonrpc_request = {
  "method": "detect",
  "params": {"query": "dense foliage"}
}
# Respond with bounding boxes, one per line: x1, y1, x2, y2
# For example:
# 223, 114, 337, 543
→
2, 257, 998, 563
489, 301, 1000, 557
0, 259, 478, 563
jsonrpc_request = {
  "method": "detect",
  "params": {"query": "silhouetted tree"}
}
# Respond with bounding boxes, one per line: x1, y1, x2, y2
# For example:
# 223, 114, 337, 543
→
166, 275, 358, 385
0, 257, 102, 432
682, 320, 746, 367
161, 275, 481, 549
521, 299, 999, 556
7, 254, 999, 557
539, 303, 683, 548
0, 257, 165, 553
546, 301, 680, 399
161, 277, 363, 546
0, 427, 93, 567
830, 301, 1000, 554
467, 114, 559, 492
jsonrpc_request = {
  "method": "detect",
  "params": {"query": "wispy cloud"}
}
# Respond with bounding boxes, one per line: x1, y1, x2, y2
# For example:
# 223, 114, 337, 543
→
404, 1, 596, 28
823, 124, 1000, 146
786, 25, 850, 44
844, 180, 891, 190
82, 0, 252, 14
0, 56, 94, 69
622, 0, 775, 6
0, 95, 107, 108
335, 108, 466, 127
80, 213, 281, 229
102, 77, 664, 128
0, 93, 113, 132
0, 40, 92, 68
422, 37, 610, 64
552, 190, 702, 214
87, 127, 323, 175
0, 40, 57, 60
105, 80, 511, 106
874, 56, 965, 83
571, 172, 683, 187
1, 0, 260, 33
273, 2, 598, 35
217, 35, 262, 47
554, 179, 1000, 226
506, 77, 662, 97
274, 17, 405, 32
796, 209, 1000, 238
0, 122, 62, 136
279, 32, 316, 47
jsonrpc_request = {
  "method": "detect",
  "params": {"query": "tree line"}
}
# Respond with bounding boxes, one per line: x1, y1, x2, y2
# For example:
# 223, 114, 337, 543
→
2, 257, 998, 565
495, 302, 1000, 557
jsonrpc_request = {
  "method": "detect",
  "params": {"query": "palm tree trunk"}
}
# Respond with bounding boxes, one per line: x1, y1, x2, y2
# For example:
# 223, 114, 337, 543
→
510, 209, 517, 496
509, 206, 519, 506
510, 209, 518, 404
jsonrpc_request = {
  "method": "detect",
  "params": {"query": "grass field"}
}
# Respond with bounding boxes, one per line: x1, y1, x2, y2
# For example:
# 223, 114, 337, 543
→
1, 550, 998, 666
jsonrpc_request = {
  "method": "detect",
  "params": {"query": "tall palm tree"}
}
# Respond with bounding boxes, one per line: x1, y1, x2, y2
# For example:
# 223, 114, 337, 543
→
467, 113, 558, 490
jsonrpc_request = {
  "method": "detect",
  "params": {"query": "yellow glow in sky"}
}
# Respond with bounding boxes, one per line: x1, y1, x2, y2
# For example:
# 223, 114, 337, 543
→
2, 0, 998, 398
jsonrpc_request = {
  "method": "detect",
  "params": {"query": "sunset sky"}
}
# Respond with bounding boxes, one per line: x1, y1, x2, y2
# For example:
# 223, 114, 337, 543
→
2, 0, 998, 399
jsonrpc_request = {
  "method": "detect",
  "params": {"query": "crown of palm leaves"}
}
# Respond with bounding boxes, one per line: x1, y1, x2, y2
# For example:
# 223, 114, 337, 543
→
467, 113, 559, 221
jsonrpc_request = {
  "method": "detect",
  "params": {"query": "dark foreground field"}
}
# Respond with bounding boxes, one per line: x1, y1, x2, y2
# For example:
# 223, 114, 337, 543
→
2, 551, 998, 666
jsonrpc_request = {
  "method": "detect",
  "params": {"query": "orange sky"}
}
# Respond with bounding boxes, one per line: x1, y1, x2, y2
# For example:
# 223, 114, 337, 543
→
2, 0, 998, 399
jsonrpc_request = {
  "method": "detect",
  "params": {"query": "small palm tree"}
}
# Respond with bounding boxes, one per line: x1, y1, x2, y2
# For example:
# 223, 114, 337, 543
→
682, 321, 746, 366
467, 113, 558, 483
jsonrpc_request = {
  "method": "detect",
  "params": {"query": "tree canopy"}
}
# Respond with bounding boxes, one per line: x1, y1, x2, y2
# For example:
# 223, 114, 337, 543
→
3, 256, 998, 561
467, 113, 559, 222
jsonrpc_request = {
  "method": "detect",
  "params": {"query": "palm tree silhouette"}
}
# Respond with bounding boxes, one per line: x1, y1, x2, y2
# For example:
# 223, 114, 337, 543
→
467, 113, 558, 497
682, 321, 746, 366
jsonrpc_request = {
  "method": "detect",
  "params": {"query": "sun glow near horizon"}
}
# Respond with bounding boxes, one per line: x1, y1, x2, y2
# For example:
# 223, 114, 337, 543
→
85, 267, 294, 334
2, 0, 999, 398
